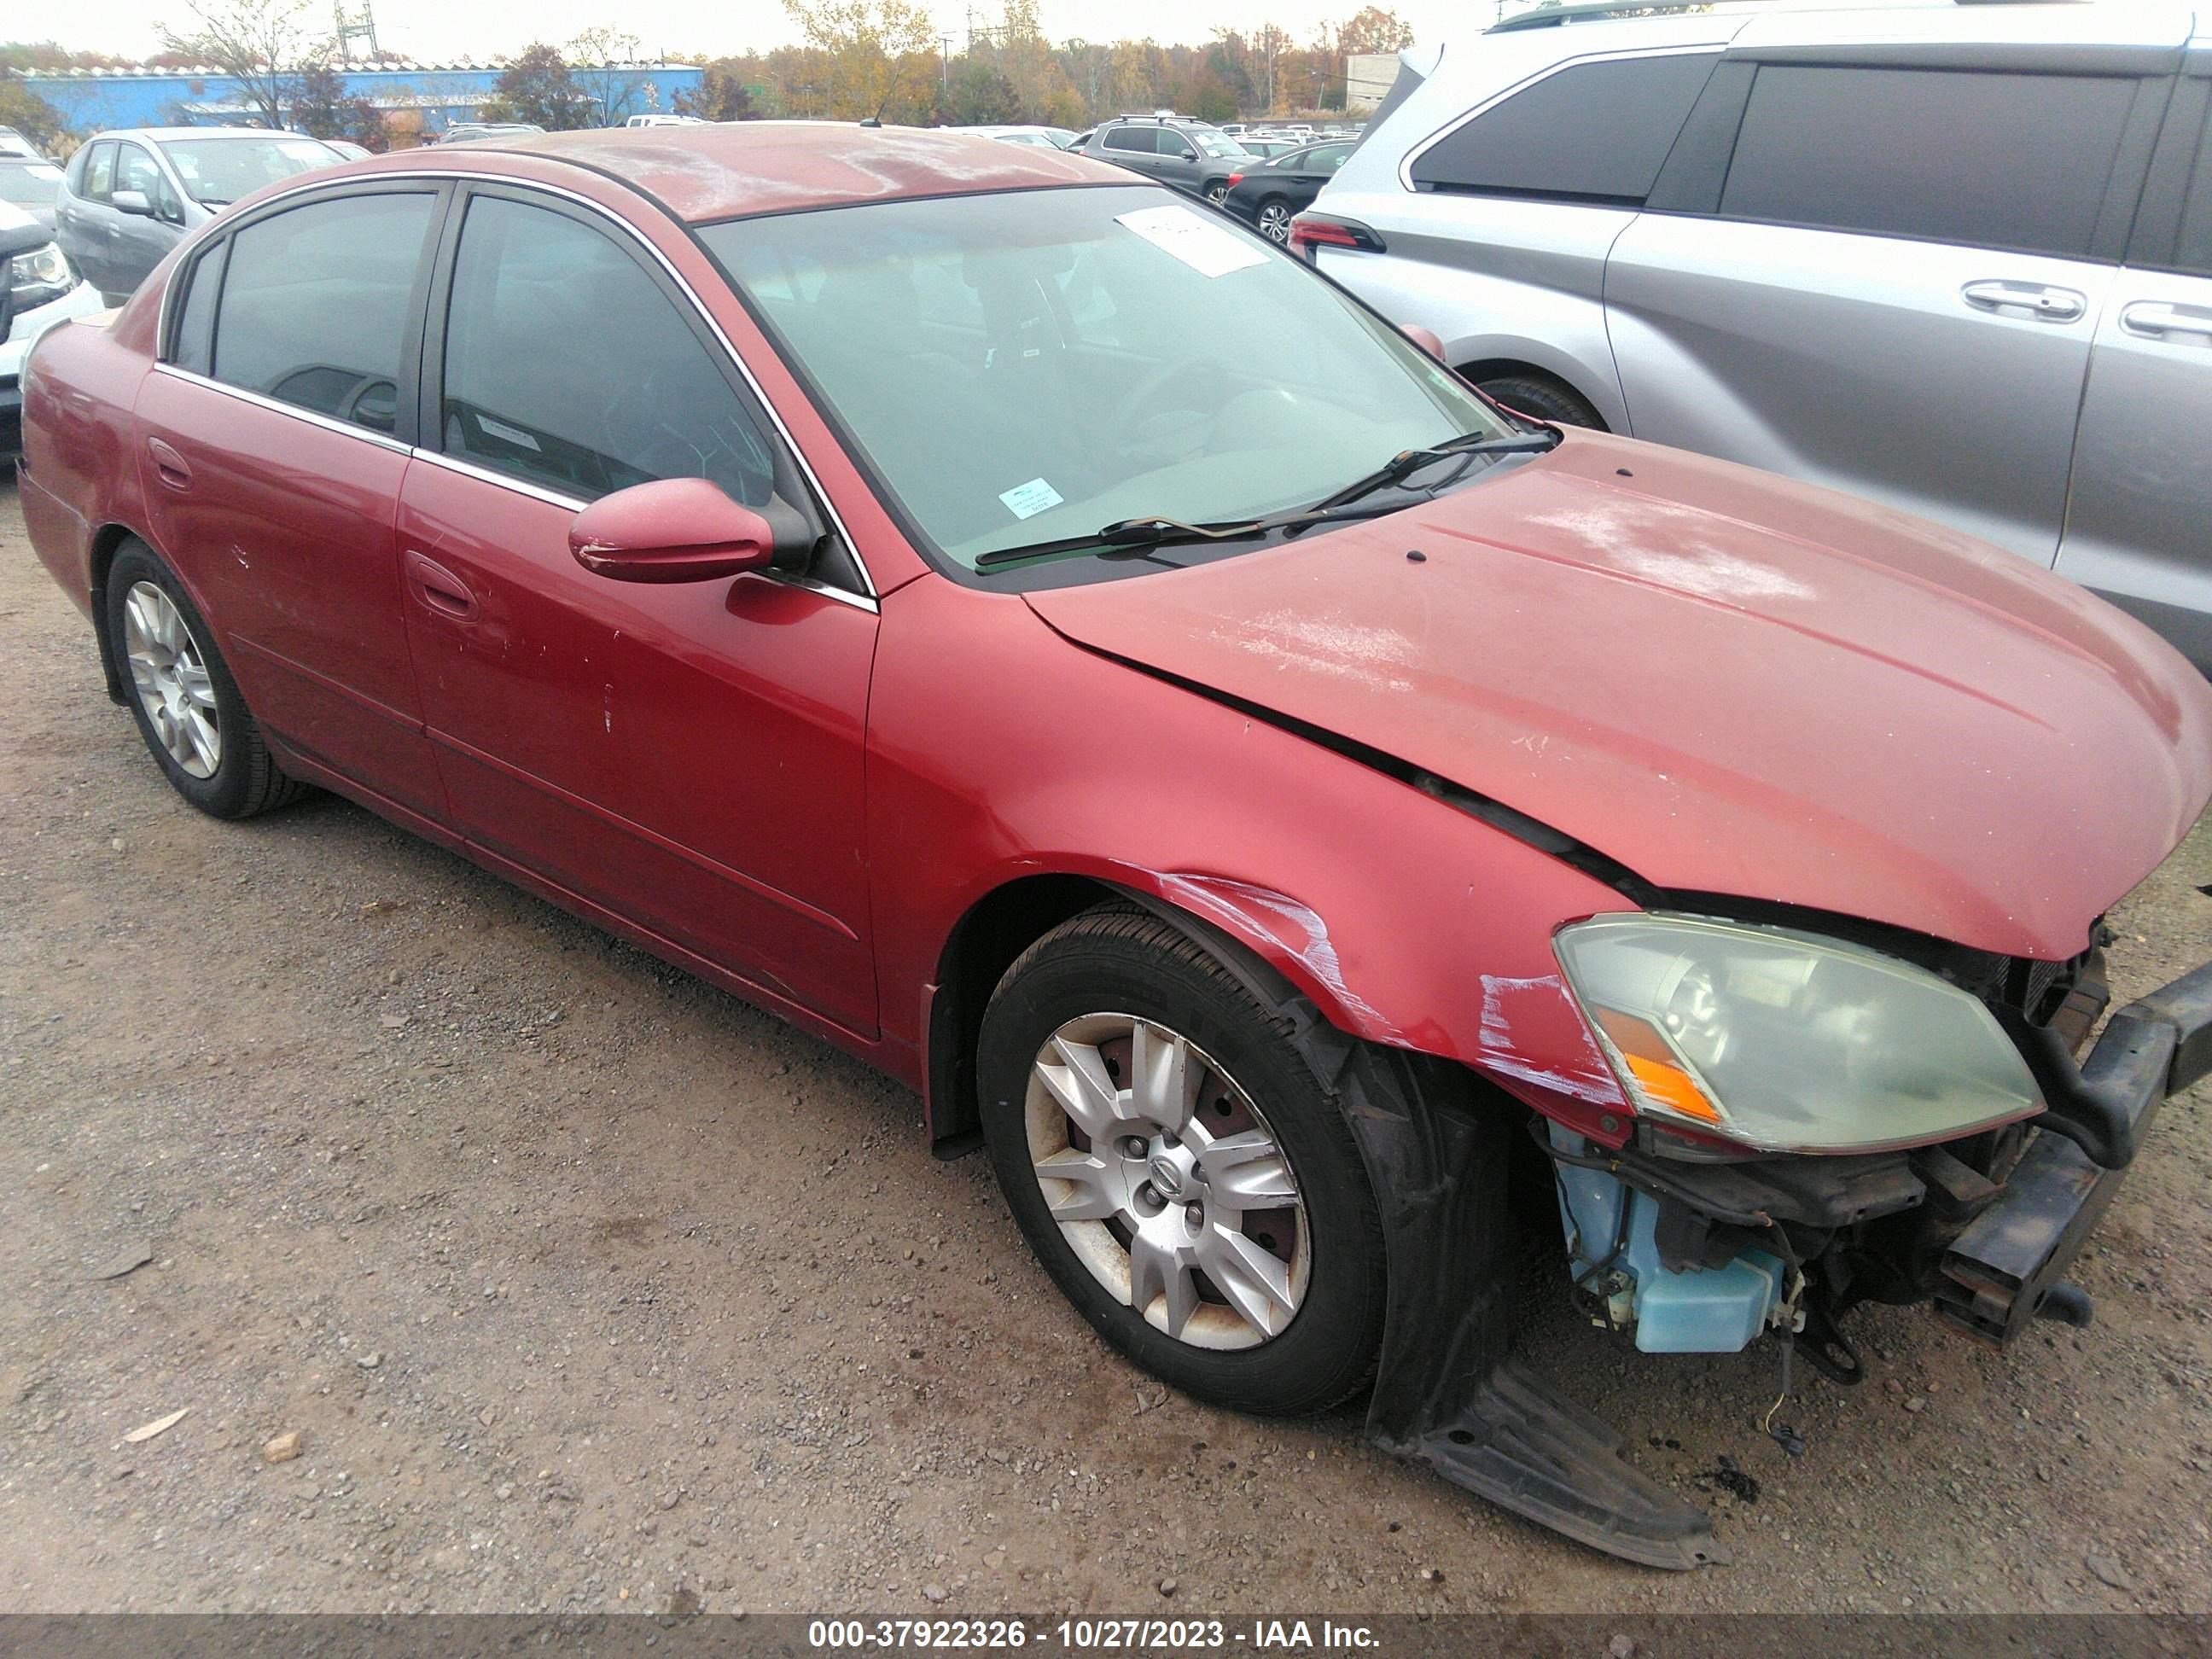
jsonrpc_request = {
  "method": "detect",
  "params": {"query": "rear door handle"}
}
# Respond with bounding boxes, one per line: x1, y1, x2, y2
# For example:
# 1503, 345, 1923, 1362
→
145, 436, 191, 491
1962, 280, 2087, 323
2120, 300, 2212, 341
404, 550, 479, 621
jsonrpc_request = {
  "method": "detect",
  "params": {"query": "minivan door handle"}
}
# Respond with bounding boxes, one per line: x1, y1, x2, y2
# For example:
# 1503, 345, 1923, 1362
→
403, 550, 480, 621
1961, 280, 2087, 323
2120, 300, 2212, 342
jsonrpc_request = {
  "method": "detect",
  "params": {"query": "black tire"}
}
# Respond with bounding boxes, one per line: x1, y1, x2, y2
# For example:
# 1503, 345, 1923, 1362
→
977, 906, 1388, 1416
104, 541, 308, 819
1474, 371, 1604, 430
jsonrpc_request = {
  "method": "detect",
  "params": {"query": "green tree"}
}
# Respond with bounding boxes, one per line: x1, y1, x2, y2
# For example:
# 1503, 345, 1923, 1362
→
481, 43, 595, 130
290, 59, 385, 147
156, 0, 329, 129
935, 57, 1019, 125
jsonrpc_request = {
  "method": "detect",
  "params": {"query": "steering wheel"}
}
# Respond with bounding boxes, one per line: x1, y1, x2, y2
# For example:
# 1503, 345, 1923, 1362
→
1105, 355, 1233, 438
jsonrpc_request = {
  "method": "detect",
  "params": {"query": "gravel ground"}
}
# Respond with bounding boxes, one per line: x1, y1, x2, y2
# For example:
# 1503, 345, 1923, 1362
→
3, 477, 2210, 1616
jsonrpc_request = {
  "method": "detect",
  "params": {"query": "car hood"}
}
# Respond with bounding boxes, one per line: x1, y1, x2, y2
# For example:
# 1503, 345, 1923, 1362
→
1023, 431, 2212, 960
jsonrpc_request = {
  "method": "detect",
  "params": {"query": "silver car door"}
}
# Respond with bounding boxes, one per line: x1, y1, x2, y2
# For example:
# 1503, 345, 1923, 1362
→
1606, 53, 2167, 568
2055, 65, 2212, 667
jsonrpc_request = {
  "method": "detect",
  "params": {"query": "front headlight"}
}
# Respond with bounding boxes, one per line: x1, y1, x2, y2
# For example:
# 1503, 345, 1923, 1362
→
1554, 912, 2040, 1154
9, 242, 74, 308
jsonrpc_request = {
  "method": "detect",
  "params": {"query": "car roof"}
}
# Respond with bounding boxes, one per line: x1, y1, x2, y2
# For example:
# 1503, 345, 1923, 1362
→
387, 122, 1118, 224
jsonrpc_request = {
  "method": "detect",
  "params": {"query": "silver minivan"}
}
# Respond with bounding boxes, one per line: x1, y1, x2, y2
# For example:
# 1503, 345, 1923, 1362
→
1310, 3, 2212, 667
55, 127, 340, 302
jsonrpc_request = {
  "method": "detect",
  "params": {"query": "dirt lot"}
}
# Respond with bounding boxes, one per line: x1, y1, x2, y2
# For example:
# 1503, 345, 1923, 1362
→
3, 476, 2211, 1617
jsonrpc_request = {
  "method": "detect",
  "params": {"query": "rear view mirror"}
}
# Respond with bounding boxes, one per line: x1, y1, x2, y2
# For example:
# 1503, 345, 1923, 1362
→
113, 189, 154, 217
570, 478, 777, 584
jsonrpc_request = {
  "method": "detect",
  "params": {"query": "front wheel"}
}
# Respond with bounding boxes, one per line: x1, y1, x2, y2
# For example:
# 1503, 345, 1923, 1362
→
1255, 198, 1294, 244
977, 907, 1387, 1416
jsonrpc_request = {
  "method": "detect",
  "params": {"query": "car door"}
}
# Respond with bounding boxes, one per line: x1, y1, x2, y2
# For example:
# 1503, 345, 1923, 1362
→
134, 183, 451, 824
108, 140, 183, 297
1606, 53, 2169, 567
1155, 131, 1203, 195
399, 183, 880, 1034
56, 139, 116, 295
1280, 142, 1352, 213
2056, 63, 2212, 666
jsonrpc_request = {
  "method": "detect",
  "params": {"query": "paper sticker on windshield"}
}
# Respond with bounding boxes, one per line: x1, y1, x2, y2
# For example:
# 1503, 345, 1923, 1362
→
998, 478, 1064, 520
1114, 206, 1268, 279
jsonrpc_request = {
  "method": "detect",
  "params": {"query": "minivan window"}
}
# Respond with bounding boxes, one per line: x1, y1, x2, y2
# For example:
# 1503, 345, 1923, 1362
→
1718, 65, 2138, 259
210, 190, 435, 434
1410, 52, 1718, 202
438, 195, 777, 506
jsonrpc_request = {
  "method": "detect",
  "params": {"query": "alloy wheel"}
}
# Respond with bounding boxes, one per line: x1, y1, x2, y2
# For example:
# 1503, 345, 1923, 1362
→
1258, 202, 1293, 244
1023, 1012, 1309, 1349
123, 580, 221, 779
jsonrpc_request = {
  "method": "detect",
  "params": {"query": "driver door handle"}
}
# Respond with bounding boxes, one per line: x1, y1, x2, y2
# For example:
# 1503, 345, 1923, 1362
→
404, 550, 479, 621
1962, 280, 2087, 323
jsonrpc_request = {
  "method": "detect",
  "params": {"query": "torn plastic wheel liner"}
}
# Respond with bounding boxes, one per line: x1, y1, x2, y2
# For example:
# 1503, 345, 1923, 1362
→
1335, 1042, 1726, 1569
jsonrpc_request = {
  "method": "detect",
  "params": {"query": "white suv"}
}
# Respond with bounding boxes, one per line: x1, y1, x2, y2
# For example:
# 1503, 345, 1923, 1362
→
1306, 2, 2212, 667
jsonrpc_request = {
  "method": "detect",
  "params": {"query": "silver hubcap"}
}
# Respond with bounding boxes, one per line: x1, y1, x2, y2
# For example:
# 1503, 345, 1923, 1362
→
123, 580, 221, 779
1259, 204, 1291, 243
1025, 1014, 1308, 1350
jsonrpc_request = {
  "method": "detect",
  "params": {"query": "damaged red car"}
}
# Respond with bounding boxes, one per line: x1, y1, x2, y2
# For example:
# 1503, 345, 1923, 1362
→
17, 125, 2212, 1567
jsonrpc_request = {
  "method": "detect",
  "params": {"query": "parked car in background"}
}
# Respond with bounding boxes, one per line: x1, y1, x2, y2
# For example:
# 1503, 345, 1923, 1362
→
20, 122, 2212, 1572
0, 156, 67, 230
54, 127, 341, 302
1222, 140, 1354, 244
1, 198, 105, 451
944, 125, 1078, 149
1077, 115, 1253, 202
323, 139, 374, 160
0, 126, 47, 161
622, 114, 706, 129
436, 122, 548, 143
1308, 3, 2212, 667
1233, 137, 1304, 160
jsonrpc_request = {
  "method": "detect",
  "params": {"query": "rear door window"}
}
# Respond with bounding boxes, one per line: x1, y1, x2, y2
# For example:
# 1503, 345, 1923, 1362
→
1103, 126, 1157, 154
1411, 51, 1718, 202
1717, 65, 2139, 258
210, 190, 437, 434
2177, 100, 2212, 276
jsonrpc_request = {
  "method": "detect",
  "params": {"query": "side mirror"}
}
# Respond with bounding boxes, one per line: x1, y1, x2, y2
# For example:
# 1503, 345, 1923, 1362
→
113, 189, 154, 217
569, 477, 777, 584
1400, 323, 1446, 360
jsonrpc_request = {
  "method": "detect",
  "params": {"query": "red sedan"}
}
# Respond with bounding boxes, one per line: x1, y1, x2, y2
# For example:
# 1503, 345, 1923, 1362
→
17, 125, 2212, 1567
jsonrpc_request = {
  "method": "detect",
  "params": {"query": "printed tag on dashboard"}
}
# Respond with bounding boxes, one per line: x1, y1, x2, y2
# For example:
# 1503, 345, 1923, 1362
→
998, 478, 1065, 519
1114, 206, 1269, 279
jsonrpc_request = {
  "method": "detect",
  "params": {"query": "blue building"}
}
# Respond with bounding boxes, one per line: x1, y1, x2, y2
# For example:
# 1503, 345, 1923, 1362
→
17, 60, 704, 138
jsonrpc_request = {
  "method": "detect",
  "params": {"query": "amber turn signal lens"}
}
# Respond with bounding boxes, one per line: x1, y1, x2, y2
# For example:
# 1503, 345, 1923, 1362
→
1590, 1007, 1725, 1125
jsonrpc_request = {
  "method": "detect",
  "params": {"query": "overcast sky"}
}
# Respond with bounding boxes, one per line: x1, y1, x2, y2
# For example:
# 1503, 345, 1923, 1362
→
44, 0, 1500, 65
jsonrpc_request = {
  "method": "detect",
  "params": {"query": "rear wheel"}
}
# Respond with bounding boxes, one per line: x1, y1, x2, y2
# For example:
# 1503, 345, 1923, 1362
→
1202, 178, 1231, 205
105, 542, 306, 819
1255, 198, 1294, 244
1473, 371, 1604, 430
977, 907, 1387, 1415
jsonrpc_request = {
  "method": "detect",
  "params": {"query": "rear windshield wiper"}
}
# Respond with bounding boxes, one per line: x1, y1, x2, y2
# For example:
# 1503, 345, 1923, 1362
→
1312, 428, 1561, 514
973, 499, 1413, 572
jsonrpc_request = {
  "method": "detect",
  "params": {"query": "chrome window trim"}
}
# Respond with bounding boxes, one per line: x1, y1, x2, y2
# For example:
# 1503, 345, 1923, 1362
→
154, 166, 880, 601
1395, 44, 1726, 195
149, 362, 413, 454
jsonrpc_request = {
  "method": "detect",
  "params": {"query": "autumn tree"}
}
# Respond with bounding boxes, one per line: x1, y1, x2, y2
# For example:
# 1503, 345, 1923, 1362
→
568, 27, 654, 124
290, 59, 385, 147
0, 73, 66, 150
673, 60, 759, 121
157, 0, 329, 129
1331, 5, 1415, 55
780, 0, 939, 123
481, 43, 595, 130
934, 58, 1019, 125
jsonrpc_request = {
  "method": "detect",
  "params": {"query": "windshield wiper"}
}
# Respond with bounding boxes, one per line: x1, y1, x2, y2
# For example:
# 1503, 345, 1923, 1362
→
1311, 428, 1562, 514
973, 499, 1416, 572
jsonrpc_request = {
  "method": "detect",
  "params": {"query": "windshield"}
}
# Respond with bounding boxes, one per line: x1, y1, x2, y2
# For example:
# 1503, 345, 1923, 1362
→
701, 185, 1505, 573
1196, 134, 1248, 160
0, 161, 62, 206
159, 136, 335, 206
